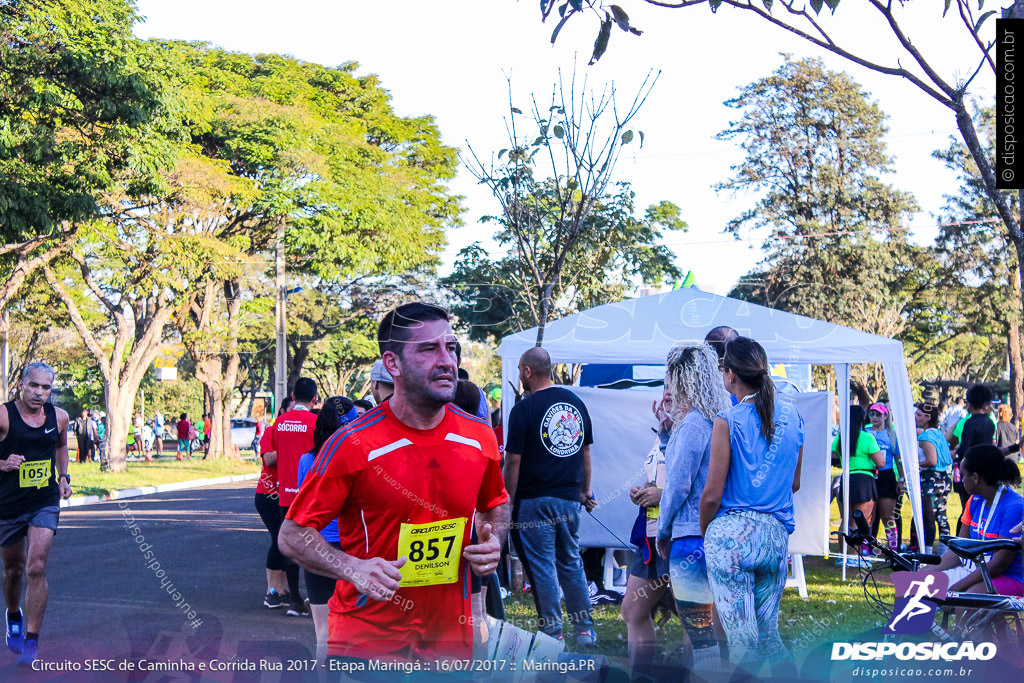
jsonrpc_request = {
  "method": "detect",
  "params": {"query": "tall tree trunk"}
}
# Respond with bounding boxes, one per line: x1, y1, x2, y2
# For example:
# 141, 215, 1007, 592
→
287, 341, 311, 396
534, 283, 554, 347
1008, 263, 1024, 423
44, 260, 172, 474
103, 386, 136, 473
182, 279, 242, 459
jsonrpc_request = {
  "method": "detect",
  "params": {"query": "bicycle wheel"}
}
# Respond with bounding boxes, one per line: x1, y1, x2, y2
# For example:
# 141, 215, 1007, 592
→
954, 607, 1001, 642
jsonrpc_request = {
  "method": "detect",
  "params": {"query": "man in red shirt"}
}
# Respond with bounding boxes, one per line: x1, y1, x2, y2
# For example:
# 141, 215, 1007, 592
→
267, 378, 319, 616
280, 302, 509, 662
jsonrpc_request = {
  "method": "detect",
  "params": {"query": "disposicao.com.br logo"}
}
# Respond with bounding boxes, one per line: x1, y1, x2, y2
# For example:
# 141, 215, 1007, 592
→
830, 571, 996, 663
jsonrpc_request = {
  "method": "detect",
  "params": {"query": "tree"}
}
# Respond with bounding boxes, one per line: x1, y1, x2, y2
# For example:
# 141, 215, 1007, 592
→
161, 43, 461, 452
43, 199, 219, 471
933, 107, 1024, 418
0, 0, 170, 306
300, 320, 380, 400
538, 0, 1024, 338
463, 71, 658, 345
718, 57, 921, 401
445, 181, 686, 343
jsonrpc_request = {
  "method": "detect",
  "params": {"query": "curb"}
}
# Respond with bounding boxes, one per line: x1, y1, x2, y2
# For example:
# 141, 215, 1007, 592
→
60, 473, 259, 508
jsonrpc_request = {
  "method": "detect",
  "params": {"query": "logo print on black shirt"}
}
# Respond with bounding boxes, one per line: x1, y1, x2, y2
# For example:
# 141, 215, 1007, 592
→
539, 402, 585, 457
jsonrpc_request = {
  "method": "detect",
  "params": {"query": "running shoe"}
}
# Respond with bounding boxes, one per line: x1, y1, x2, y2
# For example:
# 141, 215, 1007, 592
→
6, 609, 23, 653
263, 590, 284, 609
16, 638, 37, 668
286, 601, 310, 617
576, 630, 597, 646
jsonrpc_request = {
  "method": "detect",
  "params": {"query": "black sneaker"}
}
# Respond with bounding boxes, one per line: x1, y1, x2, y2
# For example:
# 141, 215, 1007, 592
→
263, 590, 284, 609
286, 600, 310, 617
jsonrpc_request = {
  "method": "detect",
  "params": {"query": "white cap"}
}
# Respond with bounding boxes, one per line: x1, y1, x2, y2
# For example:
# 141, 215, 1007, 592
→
370, 359, 393, 384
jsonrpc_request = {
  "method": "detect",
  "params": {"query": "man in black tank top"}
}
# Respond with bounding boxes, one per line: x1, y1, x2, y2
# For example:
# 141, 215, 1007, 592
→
0, 362, 71, 668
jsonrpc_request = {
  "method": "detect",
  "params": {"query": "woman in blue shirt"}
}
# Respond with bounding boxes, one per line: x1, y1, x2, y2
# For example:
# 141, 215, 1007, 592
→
921, 444, 1023, 597
700, 337, 804, 670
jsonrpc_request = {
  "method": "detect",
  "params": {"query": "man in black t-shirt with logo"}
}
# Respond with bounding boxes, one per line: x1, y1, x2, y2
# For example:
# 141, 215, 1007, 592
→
504, 347, 597, 645
0, 361, 72, 668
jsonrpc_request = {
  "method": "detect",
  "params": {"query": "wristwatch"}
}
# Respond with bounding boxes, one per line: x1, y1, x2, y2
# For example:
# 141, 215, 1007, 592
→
59, 473, 71, 483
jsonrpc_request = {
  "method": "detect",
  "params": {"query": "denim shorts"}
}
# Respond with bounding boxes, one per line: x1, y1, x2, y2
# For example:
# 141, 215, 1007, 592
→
629, 537, 670, 580
0, 505, 60, 547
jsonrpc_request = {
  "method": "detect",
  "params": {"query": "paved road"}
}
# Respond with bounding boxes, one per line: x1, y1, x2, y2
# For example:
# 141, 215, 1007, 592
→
1, 481, 320, 682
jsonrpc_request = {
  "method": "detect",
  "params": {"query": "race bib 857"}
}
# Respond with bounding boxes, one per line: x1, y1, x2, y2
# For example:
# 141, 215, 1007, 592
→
396, 517, 467, 587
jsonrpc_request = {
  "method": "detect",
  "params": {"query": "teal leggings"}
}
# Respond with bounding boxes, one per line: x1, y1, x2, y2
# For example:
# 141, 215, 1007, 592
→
705, 510, 790, 667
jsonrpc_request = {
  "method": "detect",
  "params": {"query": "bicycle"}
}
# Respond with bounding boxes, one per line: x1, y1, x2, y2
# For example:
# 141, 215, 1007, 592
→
836, 511, 1024, 643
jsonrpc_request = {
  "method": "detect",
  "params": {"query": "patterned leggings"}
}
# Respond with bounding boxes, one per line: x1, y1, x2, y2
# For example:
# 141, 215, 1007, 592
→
917, 470, 952, 548
704, 510, 790, 667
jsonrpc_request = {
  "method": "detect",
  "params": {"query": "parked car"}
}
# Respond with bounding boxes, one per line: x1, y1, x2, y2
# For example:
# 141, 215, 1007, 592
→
230, 417, 260, 454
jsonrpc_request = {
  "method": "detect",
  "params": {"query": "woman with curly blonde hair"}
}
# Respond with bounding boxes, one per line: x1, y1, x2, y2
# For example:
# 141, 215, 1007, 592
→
647, 344, 732, 671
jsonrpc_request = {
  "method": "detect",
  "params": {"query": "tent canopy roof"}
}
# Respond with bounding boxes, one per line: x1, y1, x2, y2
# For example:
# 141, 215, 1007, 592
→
498, 287, 905, 365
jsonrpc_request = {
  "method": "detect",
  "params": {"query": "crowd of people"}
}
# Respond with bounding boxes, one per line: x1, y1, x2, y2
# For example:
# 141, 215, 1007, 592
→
248, 314, 809, 678
2, 301, 1022, 676
828, 385, 1024, 573
69, 406, 263, 465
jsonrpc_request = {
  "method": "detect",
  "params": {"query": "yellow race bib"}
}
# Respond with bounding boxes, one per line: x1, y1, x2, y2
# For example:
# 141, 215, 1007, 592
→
396, 517, 467, 587
19, 460, 51, 489
646, 487, 662, 520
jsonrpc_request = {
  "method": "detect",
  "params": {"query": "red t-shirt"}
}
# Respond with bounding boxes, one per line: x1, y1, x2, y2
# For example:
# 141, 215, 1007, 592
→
287, 402, 508, 659
256, 422, 278, 497
268, 408, 318, 507
176, 419, 191, 440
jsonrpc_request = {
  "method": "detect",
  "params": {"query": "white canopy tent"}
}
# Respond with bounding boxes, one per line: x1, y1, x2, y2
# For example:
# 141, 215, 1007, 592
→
498, 287, 925, 564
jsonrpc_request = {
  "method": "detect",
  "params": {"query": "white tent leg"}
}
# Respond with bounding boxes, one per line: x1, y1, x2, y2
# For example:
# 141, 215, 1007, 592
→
837, 364, 851, 582
785, 554, 808, 598
603, 547, 616, 589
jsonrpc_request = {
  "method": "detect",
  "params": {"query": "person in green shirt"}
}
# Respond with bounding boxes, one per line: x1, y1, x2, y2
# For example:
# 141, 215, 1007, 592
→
832, 405, 884, 538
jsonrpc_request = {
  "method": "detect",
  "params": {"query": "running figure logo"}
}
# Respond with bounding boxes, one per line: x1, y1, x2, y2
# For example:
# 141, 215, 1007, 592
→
884, 572, 948, 634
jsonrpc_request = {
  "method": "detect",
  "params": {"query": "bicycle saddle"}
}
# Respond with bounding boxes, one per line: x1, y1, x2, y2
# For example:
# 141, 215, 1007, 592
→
944, 536, 1021, 560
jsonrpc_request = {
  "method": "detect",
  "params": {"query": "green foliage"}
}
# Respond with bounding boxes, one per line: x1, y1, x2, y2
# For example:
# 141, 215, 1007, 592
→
444, 182, 685, 343
717, 57, 916, 241
300, 315, 381, 399
165, 42, 462, 280
138, 370, 205, 422
933, 107, 1019, 329
0, 0, 175, 240
721, 57, 919, 333
720, 58, 931, 400
928, 106, 1022, 395
158, 42, 463, 406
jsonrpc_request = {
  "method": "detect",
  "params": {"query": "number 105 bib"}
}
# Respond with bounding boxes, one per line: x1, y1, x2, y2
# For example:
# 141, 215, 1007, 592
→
396, 517, 467, 587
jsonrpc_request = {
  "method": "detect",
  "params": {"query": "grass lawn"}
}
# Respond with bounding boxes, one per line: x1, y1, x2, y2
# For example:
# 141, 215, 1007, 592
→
66, 455, 261, 498
500, 469, 1024, 671
501, 555, 896, 668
